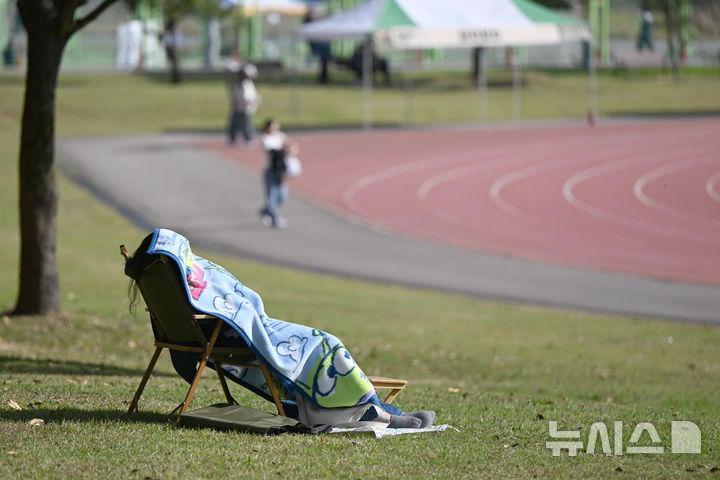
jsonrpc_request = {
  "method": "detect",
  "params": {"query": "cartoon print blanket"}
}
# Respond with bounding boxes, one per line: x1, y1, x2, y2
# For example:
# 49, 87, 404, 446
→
147, 228, 376, 408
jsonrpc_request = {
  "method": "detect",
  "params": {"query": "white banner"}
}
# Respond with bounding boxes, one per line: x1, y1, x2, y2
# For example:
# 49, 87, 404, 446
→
385, 24, 590, 49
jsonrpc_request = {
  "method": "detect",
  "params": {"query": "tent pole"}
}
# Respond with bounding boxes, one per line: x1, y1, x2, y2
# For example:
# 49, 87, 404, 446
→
362, 36, 373, 131
512, 47, 521, 121
588, 36, 598, 126
291, 37, 300, 128
588, 53, 598, 126
404, 50, 417, 126
476, 47, 487, 124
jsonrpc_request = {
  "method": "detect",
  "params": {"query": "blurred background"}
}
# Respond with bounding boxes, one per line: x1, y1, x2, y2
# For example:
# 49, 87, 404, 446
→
1, 0, 718, 74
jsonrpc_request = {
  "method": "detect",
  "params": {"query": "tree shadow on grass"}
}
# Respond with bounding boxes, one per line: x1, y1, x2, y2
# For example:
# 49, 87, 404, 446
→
0, 354, 173, 378
1, 407, 169, 426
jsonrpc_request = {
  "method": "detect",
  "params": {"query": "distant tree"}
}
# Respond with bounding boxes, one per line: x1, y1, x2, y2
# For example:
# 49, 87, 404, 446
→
643, 0, 698, 71
694, 0, 720, 34
155, 0, 194, 83
13, 0, 119, 316
135, 0, 229, 83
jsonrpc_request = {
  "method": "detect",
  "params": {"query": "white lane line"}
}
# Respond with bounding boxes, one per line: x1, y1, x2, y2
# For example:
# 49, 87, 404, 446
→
562, 152, 707, 241
412, 136, 585, 201
489, 168, 534, 216
634, 155, 720, 225
485, 135, 676, 217
417, 152, 537, 223
489, 151, 618, 216
707, 171, 720, 205
344, 146, 532, 219
342, 160, 435, 210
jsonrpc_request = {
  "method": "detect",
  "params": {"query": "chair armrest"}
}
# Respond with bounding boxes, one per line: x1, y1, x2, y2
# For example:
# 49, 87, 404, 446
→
367, 376, 407, 388
367, 376, 407, 404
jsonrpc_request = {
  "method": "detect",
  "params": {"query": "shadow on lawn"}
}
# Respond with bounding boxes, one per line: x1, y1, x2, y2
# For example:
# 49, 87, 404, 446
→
0, 354, 173, 378
1, 407, 169, 425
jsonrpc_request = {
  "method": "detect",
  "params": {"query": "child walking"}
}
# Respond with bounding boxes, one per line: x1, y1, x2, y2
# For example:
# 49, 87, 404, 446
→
259, 119, 298, 228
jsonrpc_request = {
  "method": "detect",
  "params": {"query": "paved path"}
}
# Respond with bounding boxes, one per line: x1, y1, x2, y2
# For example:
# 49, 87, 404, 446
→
58, 132, 720, 325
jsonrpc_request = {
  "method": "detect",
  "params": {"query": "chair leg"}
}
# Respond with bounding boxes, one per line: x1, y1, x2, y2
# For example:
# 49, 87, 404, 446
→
258, 362, 286, 417
174, 320, 225, 422
176, 353, 209, 421
214, 361, 238, 405
383, 388, 403, 404
128, 346, 163, 414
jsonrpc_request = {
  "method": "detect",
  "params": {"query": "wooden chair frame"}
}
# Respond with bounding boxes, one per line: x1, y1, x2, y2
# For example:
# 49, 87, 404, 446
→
127, 313, 287, 421
366, 376, 407, 404
122, 246, 285, 422
121, 244, 406, 423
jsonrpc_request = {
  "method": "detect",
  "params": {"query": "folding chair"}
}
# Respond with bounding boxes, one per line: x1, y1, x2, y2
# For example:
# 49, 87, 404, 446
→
121, 246, 286, 421
121, 243, 407, 423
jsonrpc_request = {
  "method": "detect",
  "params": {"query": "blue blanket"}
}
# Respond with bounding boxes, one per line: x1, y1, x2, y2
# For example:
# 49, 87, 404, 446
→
147, 229, 376, 408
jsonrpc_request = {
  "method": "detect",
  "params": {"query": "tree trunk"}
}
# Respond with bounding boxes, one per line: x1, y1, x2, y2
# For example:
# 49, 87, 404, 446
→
163, 20, 181, 84
13, 21, 67, 315
662, 2, 681, 74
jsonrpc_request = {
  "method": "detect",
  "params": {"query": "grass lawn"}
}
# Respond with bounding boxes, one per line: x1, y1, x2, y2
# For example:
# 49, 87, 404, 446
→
1, 69, 719, 479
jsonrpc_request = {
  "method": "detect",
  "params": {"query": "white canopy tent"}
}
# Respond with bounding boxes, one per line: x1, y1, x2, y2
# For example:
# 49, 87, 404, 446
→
299, 0, 589, 45
297, 0, 594, 128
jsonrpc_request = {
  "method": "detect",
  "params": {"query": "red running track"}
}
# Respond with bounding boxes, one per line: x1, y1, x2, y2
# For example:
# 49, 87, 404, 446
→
199, 118, 720, 286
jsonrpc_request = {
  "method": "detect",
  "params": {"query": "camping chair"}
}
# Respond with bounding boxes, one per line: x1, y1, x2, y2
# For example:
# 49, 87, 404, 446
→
121, 245, 286, 421
121, 244, 407, 423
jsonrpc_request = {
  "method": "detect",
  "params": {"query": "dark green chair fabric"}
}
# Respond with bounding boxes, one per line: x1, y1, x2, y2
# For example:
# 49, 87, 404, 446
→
138, 258, 256, 364
123, 249, 286, 420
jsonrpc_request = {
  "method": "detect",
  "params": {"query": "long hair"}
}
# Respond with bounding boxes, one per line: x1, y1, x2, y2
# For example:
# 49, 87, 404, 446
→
124, 233, 155, 315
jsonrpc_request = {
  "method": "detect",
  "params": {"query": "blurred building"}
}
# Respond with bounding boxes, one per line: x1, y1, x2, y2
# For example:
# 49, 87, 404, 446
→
0, 0, 717, 72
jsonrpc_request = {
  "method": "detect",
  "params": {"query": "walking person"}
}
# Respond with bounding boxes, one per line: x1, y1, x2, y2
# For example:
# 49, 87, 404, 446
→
636, 9, 654, 52
227, 63, 261, 146
259, 118, 298, 228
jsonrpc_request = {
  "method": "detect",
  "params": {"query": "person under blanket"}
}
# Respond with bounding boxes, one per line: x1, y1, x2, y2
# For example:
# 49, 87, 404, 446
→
125, 230, 435, 429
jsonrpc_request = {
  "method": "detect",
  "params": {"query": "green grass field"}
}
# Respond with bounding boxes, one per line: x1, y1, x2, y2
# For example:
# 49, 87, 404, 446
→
1, 70, 719, 479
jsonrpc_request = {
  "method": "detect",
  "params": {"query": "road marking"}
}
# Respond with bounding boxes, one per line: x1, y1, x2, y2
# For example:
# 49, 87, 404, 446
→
562, 152, 707, 241
633, 155, 720, 225
706, 171, 720, 205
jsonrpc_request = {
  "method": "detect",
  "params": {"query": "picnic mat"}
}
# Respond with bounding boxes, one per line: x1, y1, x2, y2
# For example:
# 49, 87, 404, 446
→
330, 424, 458, 439
180, 403, 457, 438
